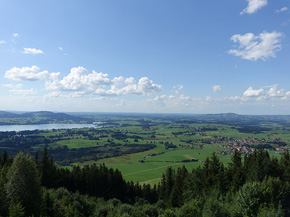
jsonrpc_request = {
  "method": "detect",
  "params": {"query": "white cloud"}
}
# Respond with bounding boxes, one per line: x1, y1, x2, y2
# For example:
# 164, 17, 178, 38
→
3, 83, 36, 96
212, 85, 221, 93
243, 87, 264, 97
9, 88, 36, 95
45, 66, 162, 96
173, 85, 184, 94
13, 33, 19, 38
225, 96, 241, 101
58, 47, 63, 51
242, 85, 289, 100
46, 67, 110, 92
229, 31, 283, 61
46, 91, 61, 98
241, 0, 268, 15
5, 65, 58, 81
173, 85, 183, 90
275, 7, 288, 13
3, 84, 23, 89
151, 94, 192, 108
22, 48, 44, 55
0, 40, 6, 44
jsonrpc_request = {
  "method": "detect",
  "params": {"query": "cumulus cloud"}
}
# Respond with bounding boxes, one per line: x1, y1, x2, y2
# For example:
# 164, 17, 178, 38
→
13, 33, 19, 38
5, 65, 59, 81
275, 7, 288, 13
0, 40, 6, 44
241, 0, 267, 15
212, 85, 221, 93
46, 67, 110, 92
5, 66, 161, 98
243, 87, 264, 97
229, 31, 283, 61
22, 48, 44, 55
46, 66, 162, 96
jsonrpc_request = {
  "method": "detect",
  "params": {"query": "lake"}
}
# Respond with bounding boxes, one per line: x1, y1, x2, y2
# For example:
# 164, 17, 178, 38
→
0, 123, 103, 132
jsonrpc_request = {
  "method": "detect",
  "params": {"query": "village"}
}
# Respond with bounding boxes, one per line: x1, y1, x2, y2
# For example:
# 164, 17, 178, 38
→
196, 136, 289, 156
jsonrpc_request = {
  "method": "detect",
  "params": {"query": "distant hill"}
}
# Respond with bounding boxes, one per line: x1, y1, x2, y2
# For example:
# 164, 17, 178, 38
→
0, 111, 92, 125
0, 111, 17, 118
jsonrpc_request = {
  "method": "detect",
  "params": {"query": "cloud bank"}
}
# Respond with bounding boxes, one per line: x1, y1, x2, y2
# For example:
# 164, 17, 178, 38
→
5, 66, 162, 97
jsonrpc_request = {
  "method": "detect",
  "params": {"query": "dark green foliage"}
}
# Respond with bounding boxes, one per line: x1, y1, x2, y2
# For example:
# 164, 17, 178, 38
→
8, 202, 25, 217
161, 209, 177, 217
49, 187, 96, 217
1, 149, 290, 216
5, 152, 41, 217
40, 146, 57, 188
280, 151, 290, 182
0, 166, 8, 216
227, 150, 245, 191
202, 197, 230, 217
176, 198, 203, 217
257, 204, 284, 217
41, 189, 55, 217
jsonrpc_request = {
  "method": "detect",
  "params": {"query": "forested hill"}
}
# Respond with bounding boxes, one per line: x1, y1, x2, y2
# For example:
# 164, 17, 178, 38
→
0, 111, 92, 125
1, 149, 290, 216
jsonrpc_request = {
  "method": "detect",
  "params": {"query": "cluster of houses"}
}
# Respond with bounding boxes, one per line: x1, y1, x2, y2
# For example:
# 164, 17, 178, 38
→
197, 136, 286, 146
210, 136, 289, 156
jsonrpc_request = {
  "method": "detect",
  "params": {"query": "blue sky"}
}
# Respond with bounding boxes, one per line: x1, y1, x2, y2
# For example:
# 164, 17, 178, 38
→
0, 0, 290, 114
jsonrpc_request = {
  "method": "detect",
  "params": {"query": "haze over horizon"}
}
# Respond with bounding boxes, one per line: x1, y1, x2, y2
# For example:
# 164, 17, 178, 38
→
0, 0, 290, 115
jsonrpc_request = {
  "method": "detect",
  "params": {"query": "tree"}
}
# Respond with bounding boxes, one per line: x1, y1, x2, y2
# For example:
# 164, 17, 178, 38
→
5, 152, 41, 217
228, 150, 245, 191
41, 146, 57, 188
171, 166, 188, 207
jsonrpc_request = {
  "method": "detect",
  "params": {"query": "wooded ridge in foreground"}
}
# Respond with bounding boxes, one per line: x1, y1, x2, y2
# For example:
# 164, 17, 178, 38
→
1, 148, 290, 216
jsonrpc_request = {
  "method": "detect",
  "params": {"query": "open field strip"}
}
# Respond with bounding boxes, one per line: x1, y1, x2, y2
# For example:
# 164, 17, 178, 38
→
123, 163, 183, 177
140, 178, 162, 186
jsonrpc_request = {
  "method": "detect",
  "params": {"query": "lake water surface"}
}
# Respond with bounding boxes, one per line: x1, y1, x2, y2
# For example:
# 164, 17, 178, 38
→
0, 123, 102, 132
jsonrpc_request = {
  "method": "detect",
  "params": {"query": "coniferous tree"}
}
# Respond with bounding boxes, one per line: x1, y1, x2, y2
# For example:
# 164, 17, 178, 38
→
228, 150, 245, 191
41, 146, 57, 188
279, 151, 290, 182
170, 166, 188, 207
